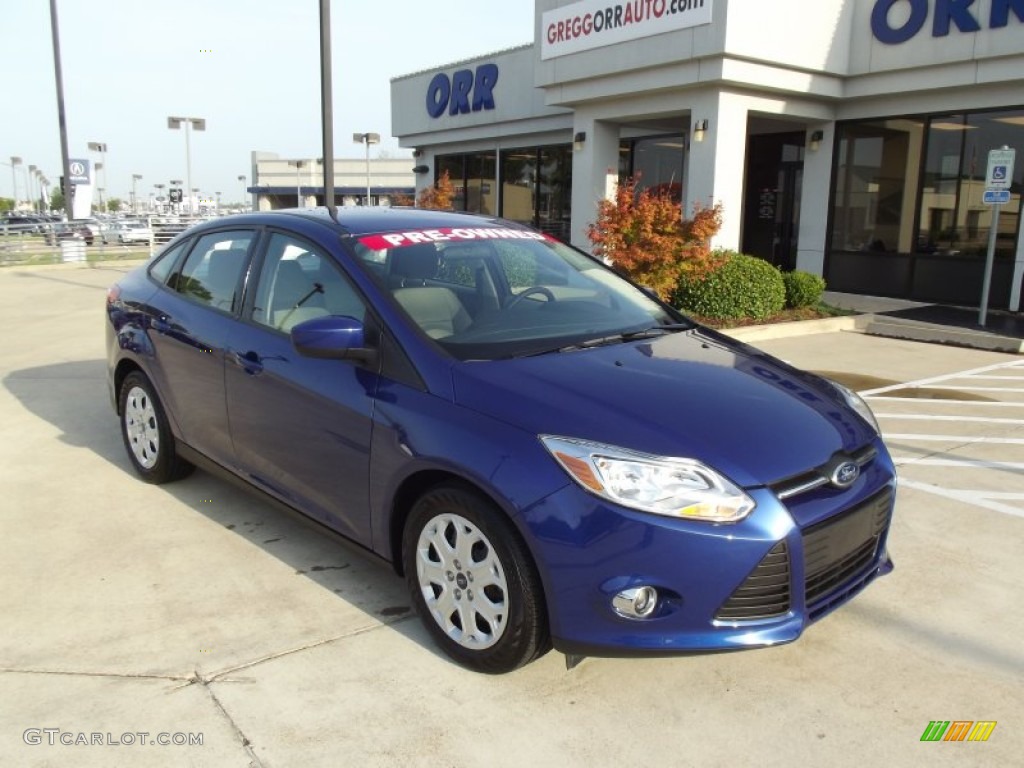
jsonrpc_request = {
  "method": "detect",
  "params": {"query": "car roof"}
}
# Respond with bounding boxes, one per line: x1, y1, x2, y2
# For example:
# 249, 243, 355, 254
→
184, 207, 521, 238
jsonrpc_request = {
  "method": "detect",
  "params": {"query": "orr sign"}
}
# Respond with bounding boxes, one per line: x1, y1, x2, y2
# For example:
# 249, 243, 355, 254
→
871, 0, 1024, 43
541, 0, 712, 60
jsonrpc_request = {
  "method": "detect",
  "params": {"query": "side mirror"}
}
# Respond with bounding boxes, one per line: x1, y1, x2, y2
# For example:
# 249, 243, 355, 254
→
291, 315, 376, 363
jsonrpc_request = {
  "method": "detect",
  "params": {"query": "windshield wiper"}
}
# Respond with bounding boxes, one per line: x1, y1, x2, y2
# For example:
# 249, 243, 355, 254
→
520, 323, 692, 357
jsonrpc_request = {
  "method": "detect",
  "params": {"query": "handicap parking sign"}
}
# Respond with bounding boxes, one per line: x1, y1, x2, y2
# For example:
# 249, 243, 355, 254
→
986, 148, 1015, 189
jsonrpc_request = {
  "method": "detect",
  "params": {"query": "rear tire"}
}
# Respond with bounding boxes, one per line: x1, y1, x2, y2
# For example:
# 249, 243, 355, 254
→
403, 484, 549, 673
119, 371, 193, 484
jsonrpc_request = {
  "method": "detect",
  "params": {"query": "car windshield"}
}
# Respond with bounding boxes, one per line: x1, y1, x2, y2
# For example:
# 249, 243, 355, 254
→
349, 226, 688, 360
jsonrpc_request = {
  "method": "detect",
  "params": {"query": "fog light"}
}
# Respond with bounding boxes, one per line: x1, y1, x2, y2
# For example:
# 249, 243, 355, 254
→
612, 586, 659, 619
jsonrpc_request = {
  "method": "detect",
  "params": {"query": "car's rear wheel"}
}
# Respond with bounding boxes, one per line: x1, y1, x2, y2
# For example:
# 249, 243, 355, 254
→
119, 371, 193, 484
403, 484, 549, 673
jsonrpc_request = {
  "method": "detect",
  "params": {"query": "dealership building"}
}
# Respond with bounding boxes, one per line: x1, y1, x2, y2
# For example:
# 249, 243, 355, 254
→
391, 0, 1024, 309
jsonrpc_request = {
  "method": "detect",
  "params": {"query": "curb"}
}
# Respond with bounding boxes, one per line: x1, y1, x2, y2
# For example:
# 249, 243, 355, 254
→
861, 316, 1024, 354
721, 315, 861, 342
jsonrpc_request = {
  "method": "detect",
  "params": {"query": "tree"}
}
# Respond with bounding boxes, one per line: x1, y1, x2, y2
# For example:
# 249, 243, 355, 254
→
586, 176, 723, 301
0, 197, 13, 214
106, 198, 122, 213
416, 169, 455, 210
49, 188, 65, 212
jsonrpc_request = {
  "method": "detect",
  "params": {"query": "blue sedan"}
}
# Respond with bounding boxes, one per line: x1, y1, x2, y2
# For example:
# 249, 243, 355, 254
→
105, 208, 896, 673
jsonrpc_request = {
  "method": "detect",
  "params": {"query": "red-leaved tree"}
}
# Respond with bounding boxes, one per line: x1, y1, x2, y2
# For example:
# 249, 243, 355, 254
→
587, 176, 723, 301
416, 170, 456, 210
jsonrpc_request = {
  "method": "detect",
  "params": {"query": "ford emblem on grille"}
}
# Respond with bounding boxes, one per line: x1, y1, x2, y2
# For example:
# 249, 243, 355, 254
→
831, 461, 860, 488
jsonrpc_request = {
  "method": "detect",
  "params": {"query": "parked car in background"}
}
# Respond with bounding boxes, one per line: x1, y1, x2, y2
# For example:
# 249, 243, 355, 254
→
45, 220, 94, 245
102, 220, 153, 245
106, 208, 896, 673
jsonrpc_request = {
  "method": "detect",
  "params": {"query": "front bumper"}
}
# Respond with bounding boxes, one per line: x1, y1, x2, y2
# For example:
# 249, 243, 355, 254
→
520, 444, 896, 657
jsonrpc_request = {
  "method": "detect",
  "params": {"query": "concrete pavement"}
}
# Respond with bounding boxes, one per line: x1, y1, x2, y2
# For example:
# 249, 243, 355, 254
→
1, 262, 1021, 767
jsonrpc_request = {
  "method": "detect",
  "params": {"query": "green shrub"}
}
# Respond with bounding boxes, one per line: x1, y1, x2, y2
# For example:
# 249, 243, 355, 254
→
782, 270, 826, 309
674, 250, 785, 321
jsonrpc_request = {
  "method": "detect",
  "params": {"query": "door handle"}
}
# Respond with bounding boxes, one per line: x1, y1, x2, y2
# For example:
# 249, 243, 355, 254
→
152, 316, 171, 334
228, 348, 264, 375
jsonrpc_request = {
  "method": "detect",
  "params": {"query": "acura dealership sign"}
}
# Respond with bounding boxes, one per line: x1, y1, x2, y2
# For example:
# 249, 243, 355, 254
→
541, 0, 713, 60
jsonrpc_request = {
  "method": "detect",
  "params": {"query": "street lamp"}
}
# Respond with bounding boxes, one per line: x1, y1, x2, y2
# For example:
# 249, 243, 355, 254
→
132, 174, 143, 214
167, 116, 205, 215
192, 188, 200, 213
154, 183, 165, 213
352, 132, 379, 206
9, 156, 21, 209
238, 174, 246, 212
215, 191, 221, 212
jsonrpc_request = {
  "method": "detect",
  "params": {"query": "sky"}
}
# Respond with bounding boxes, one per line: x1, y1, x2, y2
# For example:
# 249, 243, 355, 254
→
1, 0, 535, 205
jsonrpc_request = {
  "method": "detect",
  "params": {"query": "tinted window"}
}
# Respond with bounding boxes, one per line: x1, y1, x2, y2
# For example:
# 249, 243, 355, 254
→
148, 241, 187, 285
251, 232, 365, 333
171, 230, 253, 312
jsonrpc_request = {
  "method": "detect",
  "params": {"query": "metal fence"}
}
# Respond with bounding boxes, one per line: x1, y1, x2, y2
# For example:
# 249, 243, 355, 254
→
0, 215, 207, 267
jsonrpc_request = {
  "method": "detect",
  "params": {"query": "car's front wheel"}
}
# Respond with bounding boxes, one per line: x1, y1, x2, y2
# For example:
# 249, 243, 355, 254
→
403, 484, 549, 673
119, 371, 193, 484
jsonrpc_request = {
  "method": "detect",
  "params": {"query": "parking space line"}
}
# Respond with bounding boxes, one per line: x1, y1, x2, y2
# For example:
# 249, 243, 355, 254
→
858, 360, 1024, 396
916, 385, 1024, 393
884, 434, 1024, 445
875, 414, 1024, 425
898, 478, 1024, 519
893, 457, 1024, 471
866, 397, 1024, 407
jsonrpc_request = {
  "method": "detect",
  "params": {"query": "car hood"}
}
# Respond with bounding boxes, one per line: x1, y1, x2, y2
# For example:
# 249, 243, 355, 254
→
450, 328, 876, 489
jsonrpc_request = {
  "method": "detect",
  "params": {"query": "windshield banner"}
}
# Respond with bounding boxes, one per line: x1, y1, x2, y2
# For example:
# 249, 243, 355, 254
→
359, 227, 549, 250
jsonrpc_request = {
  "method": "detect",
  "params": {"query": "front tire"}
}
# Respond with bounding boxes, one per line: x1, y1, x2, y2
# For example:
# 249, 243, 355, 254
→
403, 484, 549, 673
119, 371, 193, 484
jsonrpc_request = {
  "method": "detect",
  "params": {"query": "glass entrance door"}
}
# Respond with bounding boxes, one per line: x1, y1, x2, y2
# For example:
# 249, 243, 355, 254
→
742, 133, 805, 271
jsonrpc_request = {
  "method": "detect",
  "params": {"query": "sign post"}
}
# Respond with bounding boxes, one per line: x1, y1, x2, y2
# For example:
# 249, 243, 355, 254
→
979, 147, 1015, 326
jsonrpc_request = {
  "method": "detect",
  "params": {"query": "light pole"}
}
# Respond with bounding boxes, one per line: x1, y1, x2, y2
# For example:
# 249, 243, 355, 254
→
94, 163, 105, 211
215, 191, 221, 213
167, 116, 205, 216
38, 173, 49, 212
27, 165, 37, 213
352, 133, 379, 206
154, 183, 165, 213
131, 174, 142, 214
192, 188, 200, 214
238, 174, 246, 211
289, 160, 307, 207
9, 156, 21, 209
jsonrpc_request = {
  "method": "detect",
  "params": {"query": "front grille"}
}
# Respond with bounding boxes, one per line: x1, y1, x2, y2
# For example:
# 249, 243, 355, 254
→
714, 541, 791, 621
803, 486, 892, 607
772, 444, 878, 501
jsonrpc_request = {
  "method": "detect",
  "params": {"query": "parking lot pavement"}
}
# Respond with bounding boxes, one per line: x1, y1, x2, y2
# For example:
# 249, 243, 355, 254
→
2, 264, 1022, 767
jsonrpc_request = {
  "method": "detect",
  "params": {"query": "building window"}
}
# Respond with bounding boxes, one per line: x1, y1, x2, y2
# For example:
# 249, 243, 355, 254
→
621, 135, 686, 202
435, 146, 572, 240
828, 108, 1024, 305
831, 118, 923, 255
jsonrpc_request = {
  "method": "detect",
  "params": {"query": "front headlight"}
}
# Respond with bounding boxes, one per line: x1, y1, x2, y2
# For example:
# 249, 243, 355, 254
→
829, 380, 880, 434
540, 436, 755, 523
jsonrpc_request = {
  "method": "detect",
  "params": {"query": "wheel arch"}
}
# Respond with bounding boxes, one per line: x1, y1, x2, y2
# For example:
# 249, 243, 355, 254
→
113, 358, 144, 415
388, 469, 536, 580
